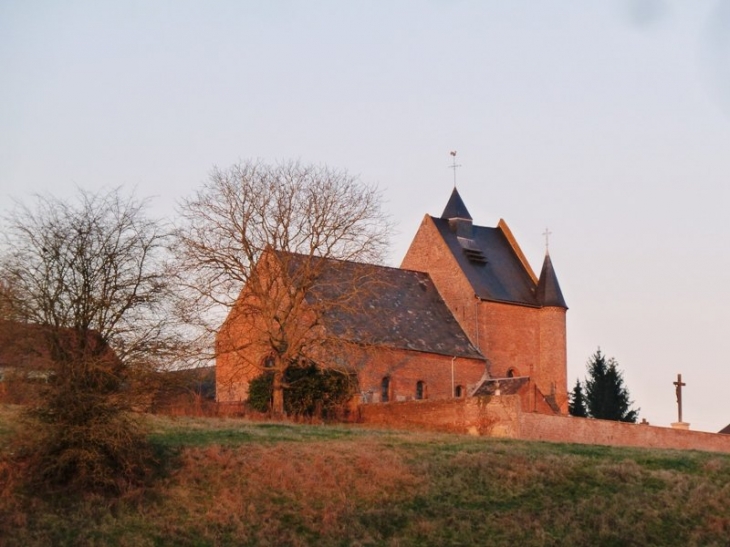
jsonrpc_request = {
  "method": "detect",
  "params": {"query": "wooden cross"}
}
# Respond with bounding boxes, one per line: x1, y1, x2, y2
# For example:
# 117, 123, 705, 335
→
673, 373, 686, 423
448, 151, 461, 188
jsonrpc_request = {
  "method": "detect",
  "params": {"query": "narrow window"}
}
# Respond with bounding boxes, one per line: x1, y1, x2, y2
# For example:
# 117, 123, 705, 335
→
455, 385, 464, 398
263, 355, 275, 369
381, 376, 390, 402
415, 380, 425, 400
507, 368, 517, 378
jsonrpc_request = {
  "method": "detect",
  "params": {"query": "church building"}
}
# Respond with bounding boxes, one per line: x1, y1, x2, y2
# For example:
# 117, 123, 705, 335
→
402, 188, 568, 413
216, 188, 568, 415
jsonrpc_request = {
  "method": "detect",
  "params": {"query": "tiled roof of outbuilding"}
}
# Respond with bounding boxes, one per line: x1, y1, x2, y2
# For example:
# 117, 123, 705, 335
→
471, 376, 530, 396
0, 320, 117, 369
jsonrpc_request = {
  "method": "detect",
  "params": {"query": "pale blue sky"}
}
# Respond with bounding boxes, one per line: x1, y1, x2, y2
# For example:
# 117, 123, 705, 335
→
2, 1, 730, 432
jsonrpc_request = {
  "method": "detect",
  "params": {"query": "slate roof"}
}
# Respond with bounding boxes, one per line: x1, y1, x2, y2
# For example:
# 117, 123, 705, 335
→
536, 253, 568, 308
278, 252, 484, 360
470, 376, 530, 396
470, 376, 561, 413
434, 188, 567, 309
431, 215, 541, 306
441, 187, 473, 220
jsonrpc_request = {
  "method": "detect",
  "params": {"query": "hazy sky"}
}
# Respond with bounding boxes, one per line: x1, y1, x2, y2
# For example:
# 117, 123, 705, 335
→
2, 1, 730, 432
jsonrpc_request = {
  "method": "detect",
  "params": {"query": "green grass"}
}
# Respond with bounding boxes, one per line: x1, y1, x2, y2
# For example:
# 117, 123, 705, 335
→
147, 414, 383, 447
3, 408, 730, 546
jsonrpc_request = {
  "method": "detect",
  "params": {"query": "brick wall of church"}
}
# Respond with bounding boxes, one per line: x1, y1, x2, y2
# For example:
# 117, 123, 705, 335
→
400, 215, 480, 342
476, 300, 539, 378
217, 322, 488, 405
216, 313, 265, 403
356, 347, 487, 403
401, 214, 569, 415
538, 307, 568, 412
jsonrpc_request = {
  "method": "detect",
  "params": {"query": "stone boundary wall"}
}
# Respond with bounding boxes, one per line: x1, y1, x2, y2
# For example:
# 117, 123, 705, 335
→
358, 395, 730, 454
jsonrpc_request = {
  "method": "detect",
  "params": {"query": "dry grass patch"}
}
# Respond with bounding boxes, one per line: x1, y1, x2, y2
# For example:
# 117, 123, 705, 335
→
6, 412, 730, 546
150, 439, 421, 545
0, 404, 22, 446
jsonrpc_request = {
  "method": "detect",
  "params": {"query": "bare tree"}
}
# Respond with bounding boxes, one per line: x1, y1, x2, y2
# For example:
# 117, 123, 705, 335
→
0, 188, 174, 493
1, 189, 175, 364
175, 160, 390, 415
0, 278, 22, 321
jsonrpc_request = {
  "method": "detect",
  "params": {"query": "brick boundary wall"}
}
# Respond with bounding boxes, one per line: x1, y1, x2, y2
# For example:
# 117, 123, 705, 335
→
358, 395, 730, 454
358, 396, 521, 437
518, 412, 730, 454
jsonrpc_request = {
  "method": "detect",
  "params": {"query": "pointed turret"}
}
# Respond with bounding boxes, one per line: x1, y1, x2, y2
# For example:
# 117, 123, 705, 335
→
441, 187, 472, 220
536, 253, 568, 308
441, 188, 473, 238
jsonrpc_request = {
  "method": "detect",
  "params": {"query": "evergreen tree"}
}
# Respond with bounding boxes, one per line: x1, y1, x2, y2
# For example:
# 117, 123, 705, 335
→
568, 378, 588, 417
584, 348, 639, 423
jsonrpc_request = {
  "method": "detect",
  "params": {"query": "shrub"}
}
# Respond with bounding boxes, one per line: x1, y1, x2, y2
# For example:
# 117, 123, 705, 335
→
16, 355, 155, 496
248, 371, 274, 413
247, 364, 357, 419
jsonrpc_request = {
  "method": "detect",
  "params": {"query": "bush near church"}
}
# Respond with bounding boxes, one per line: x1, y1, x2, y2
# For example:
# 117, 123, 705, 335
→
248, 362, 357, 419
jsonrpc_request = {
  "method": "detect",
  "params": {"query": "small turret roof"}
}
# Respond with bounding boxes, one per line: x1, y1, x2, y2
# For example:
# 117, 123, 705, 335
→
441, 188, 472, 220
536, 253, 568, 309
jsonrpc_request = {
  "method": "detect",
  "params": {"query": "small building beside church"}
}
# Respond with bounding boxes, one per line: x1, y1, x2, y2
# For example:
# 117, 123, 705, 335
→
216, 188, 568, 415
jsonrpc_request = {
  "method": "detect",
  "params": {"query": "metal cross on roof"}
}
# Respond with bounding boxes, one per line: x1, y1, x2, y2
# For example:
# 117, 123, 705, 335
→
542, 227, 552, 253
448, 151, 461, 188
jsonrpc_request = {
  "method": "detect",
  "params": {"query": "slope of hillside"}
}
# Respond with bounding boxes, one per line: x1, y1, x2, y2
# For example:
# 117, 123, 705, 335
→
2, 408, 729, 546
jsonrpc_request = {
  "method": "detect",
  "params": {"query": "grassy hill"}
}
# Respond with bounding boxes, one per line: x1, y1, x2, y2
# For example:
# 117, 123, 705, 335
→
2, 405, 730, 546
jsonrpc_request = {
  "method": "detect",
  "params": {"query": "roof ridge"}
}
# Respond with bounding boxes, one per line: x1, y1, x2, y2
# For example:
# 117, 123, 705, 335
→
272, 249, 400, 271
496, 219, 538, 284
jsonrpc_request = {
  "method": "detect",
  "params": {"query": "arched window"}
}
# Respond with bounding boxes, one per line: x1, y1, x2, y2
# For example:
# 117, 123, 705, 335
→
415, 380, 426, 400
455, 385, 464, 398
381, 376, 390, 402
507, 368, 518, 378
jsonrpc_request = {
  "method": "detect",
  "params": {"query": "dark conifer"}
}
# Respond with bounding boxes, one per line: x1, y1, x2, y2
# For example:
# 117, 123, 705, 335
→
584, 348, 638, 423
568, 378, 588, 418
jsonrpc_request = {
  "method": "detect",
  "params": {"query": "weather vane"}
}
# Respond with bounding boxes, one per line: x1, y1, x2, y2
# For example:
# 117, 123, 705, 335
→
448, 151, 461, 188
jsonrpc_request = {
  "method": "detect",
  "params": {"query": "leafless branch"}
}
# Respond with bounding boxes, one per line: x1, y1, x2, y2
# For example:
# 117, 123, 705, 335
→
174, 160, 392, 414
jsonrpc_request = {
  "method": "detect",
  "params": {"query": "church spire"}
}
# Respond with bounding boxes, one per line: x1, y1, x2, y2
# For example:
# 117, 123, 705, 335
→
536, 252, 568, 309
441, 187, 473, 238
441, 187, 472, 221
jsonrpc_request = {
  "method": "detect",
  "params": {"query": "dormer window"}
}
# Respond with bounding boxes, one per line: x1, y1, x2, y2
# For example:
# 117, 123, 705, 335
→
457, 237, 487, 264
